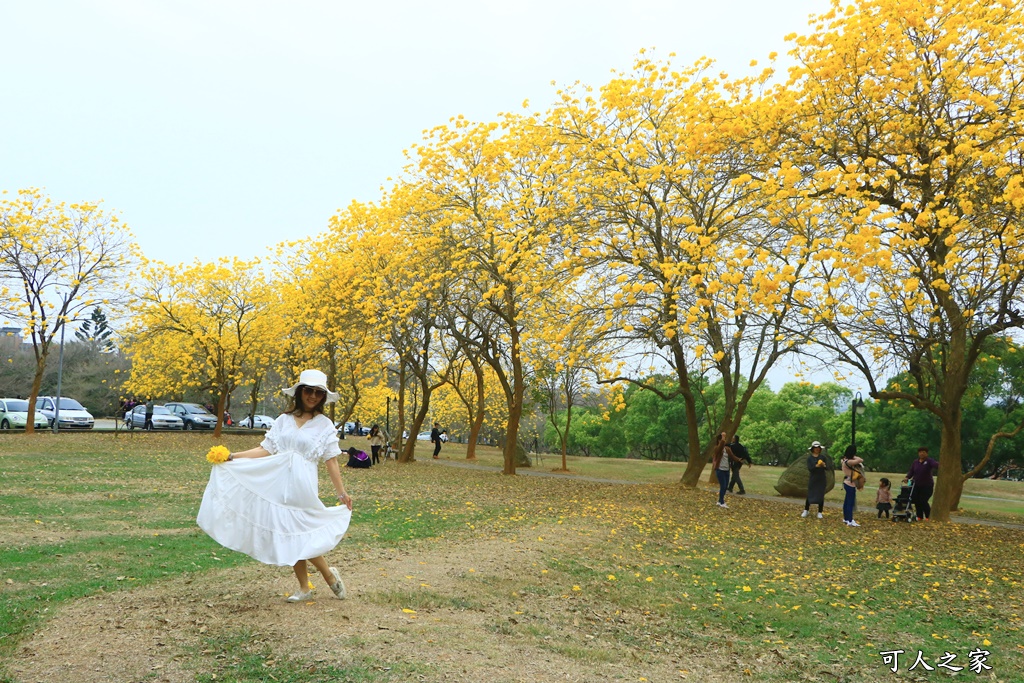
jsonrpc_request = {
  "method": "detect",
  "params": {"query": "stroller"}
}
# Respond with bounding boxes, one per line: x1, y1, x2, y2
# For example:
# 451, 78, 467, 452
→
892, 481, 916, 522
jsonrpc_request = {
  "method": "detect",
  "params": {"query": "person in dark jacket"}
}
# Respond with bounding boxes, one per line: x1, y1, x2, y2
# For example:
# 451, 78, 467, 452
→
802, 441, 828, 519
430, 422, 442, 459
727, 434, 752, 494
903, 447, 939, 520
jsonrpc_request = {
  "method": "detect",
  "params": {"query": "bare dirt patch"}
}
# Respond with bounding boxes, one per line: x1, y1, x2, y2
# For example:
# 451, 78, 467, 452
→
9, 525, 732, 683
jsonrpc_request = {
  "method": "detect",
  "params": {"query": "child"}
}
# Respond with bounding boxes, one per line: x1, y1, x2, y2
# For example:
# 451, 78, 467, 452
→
876, 477, 893, 518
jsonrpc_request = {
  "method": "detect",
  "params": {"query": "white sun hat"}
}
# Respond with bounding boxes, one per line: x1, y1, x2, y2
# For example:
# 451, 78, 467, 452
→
283, 369, 340, 404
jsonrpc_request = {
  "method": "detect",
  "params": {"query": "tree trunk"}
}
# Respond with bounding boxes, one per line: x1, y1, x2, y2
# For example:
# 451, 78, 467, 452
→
25, 364, 46, 435
676, 389, 704, 487
502, 327, 525, 475
560, 401, 572, 472
397, 365, 410, 462
247, 378, 261, 429
403, 382, 433, 463
931, 412, 962, 522
561, 436, 569, 471
503, 398, 523, 475
466, 360, 486, 460
213, 391, 228, 439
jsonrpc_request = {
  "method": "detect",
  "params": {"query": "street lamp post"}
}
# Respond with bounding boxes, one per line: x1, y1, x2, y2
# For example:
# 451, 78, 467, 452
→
851, 391, 866, 447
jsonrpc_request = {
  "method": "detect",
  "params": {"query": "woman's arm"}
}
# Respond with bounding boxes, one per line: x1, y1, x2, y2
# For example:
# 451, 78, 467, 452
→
325, 457, 352, 510
230, 446, 272, 460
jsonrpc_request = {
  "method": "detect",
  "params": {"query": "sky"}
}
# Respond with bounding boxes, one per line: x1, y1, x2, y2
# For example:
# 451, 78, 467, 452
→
1, 0, 844, 392
1, 0, 827, 267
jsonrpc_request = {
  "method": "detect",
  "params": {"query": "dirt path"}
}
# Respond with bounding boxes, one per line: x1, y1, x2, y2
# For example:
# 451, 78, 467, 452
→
9, 525, 735, 683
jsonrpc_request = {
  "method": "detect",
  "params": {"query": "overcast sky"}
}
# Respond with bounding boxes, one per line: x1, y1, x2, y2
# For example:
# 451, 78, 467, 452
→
1, 0, 826, 267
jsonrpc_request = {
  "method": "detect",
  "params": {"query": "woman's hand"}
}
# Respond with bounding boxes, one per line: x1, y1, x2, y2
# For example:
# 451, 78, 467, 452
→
230, 446, 272, 460
337, 492, 353, 510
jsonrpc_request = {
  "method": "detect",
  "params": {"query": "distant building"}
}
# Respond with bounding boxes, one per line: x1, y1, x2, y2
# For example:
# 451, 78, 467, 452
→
0, 326, 34, 353
1, 326, 23, 345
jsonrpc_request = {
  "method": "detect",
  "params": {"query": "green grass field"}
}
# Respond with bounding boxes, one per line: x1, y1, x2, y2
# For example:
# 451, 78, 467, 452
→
1, 432, 1022, 682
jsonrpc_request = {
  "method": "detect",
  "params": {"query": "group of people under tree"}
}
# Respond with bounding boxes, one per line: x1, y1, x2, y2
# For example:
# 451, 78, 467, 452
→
714, 434, 940, 525
801, 442, 938, 525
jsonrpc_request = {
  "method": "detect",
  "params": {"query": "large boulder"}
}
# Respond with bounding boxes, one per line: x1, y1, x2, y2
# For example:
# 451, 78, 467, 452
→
515, 441, 531, 468
775, 453, 835, 497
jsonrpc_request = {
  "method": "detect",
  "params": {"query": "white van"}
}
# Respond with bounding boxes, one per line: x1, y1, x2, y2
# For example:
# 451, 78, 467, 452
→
35, 396, 95, 430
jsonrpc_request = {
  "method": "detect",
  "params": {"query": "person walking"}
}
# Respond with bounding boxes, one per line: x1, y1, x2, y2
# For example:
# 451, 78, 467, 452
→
840, 445, 865, 527
368, 424, 384, 465
430, 422, 442, 459
712, 432, 735, 508
727, 434, 752, 495
197, 369, 352, 603
903, 447, 939, 521
802, 441, 828, 519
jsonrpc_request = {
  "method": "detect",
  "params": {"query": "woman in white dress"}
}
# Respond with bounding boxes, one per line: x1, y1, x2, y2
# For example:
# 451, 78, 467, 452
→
198, 369, 353, 602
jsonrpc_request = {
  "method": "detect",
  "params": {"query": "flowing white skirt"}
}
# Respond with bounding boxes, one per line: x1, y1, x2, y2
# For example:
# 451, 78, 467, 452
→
197, 452, 351, 566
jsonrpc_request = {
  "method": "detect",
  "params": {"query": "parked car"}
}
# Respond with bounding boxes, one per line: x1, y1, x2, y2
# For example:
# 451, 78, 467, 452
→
125, 404, 184, 430
342, 422, 371, 436
237, 414, 274, 429
0, 398, 50, 430
416, 430, 448, 442
164, 402, 219, 430
35, 396, 94, 430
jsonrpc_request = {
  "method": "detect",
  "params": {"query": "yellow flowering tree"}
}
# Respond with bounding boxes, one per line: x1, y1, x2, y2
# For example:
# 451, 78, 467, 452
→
788, 0, 1024, 520
124, 257, 280, 437
416, 113, 583, 474
529, 307, 610, 472
0, 189, 135, 432
554, 57, 809, 487
435, 329, 511, 458
341, 192, 453, 462
278, 231, 381, 426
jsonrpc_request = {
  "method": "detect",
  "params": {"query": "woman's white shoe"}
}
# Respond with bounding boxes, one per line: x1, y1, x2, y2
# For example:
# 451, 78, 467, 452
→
329, 567, 347, 599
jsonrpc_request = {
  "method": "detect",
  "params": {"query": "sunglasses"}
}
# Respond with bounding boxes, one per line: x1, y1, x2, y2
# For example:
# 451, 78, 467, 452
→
301, 386, 326, 397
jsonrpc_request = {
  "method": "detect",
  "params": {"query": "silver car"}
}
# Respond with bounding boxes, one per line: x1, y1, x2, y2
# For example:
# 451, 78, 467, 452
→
164, 402, 219, 430
0, 398, 50, 430
126, 405, 184, 430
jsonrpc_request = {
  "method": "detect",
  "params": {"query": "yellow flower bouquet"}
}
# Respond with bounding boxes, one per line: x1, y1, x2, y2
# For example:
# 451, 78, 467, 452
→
206, 445, 231, 464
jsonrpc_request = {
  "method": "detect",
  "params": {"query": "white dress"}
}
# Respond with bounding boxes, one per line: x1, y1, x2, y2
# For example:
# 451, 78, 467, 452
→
197, 413, 351, 566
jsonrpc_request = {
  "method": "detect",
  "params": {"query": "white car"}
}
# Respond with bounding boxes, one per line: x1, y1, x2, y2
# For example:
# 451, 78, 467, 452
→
417, 430, 448, 442
0, 398, 50, 430
35, 396, 95, 430
238, 414, 274, 429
